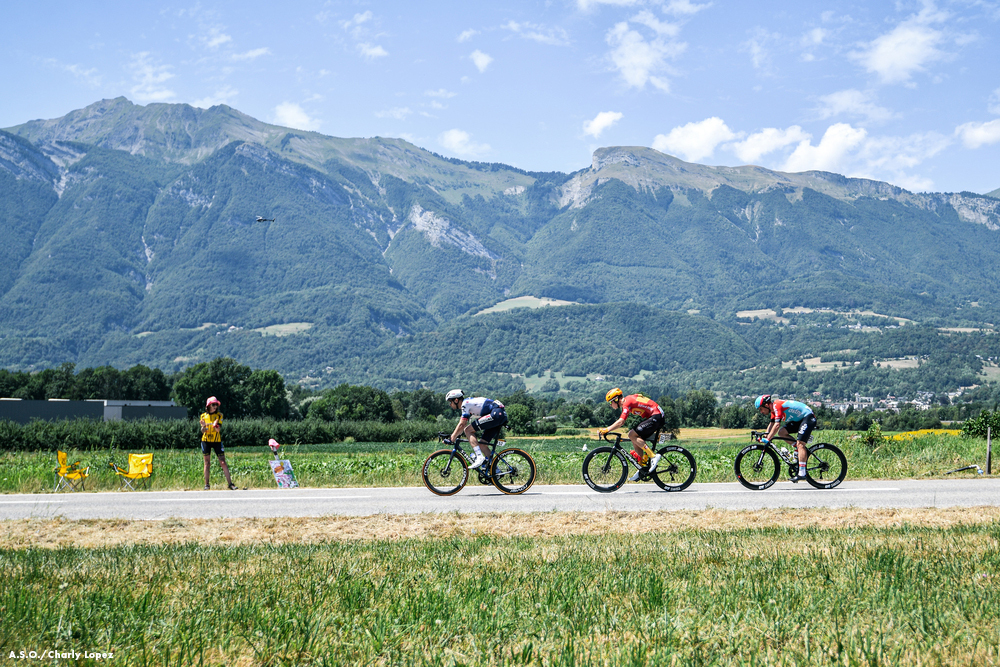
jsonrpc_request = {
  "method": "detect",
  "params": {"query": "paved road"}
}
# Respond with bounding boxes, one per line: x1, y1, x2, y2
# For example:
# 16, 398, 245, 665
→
1, 479, 998, 520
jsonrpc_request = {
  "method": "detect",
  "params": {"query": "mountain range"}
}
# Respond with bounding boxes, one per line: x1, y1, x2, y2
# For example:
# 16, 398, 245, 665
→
2, 97, 1000, 395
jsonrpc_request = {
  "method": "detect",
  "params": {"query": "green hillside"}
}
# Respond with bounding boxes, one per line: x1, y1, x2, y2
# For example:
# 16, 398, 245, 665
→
3, 99, 1000, 397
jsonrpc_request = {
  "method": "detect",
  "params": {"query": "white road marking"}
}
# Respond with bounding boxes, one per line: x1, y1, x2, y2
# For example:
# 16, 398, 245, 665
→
139, 495, 374, 502
689, 487, 901, 494
0, 500, 65, 504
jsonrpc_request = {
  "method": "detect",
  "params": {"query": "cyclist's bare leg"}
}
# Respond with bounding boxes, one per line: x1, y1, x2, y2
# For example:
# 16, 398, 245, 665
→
796, 440, 809, 464
627, 429, 654, 463
463, 424, 492, 459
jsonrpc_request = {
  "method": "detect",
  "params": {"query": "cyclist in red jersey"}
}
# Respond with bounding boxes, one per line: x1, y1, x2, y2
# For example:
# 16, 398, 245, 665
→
599, 388, 663, 481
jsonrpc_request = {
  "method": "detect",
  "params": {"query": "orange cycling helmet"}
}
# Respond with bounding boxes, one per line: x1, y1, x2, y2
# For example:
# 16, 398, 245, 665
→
605, 388, 623, 403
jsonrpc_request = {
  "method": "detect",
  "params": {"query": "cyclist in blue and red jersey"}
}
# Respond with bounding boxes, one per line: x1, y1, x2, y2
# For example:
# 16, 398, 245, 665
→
446, 389, 507, 470
599, 388, 663, 481
755, 394, 817, 482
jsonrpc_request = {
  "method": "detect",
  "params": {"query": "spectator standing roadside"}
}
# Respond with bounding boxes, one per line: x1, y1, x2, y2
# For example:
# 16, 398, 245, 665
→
200, 396, 237, 490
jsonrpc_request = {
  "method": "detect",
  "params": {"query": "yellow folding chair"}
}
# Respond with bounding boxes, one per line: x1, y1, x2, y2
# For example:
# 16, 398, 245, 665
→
53, 451, 89, 492
109, 453, 154, 490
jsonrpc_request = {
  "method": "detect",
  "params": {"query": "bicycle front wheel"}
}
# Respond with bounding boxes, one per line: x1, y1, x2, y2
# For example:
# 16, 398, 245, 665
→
734, 444, 780, 490
490, 448, 536, 495
422, 450, 469, 496
582, 446, 628, 493
805, 443, 847, 490
650, 445, 697, 492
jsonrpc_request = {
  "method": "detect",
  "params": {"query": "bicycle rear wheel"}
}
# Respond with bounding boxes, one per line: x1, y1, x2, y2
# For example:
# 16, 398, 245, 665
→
650, 445, 697, 492
490, 448, 536, 495
805, 443, 847, 489
582, 446, 628, 493
734, 444, 780, 490
422, 450, 469, 496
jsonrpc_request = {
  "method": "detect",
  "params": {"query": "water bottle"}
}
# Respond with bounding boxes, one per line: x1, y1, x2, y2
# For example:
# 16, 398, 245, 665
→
779, 447, 791, 461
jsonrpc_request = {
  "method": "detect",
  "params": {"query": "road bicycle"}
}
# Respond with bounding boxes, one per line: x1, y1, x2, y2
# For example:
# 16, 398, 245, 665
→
734, 430, 847, 490
582, 430, 696, 493
422, 432, 536, 496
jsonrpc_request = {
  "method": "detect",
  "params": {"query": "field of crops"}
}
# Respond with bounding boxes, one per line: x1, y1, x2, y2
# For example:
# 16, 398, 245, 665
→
2, 515, 999, 665
2, 430, 992, 493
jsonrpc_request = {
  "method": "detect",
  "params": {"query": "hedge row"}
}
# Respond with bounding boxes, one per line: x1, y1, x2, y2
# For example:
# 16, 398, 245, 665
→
0, 418, 443, 452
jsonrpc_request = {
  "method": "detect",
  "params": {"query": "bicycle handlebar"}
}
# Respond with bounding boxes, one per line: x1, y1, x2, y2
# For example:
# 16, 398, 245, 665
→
750, 430, 796, 444
599, 431, 624, 445
437, 432, 468, 444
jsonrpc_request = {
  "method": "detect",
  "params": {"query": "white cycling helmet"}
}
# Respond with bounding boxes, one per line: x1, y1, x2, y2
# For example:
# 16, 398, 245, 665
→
446, 389, 464, 401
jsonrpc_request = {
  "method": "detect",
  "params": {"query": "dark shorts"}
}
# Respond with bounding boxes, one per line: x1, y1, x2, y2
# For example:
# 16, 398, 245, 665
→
784, 414, 817, 443
634, 413, 665, 440
472, 407, 508, 444
201, 440, 225, 456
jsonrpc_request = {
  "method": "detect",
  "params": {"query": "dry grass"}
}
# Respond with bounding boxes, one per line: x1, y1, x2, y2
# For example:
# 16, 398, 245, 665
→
4, 506, 998, 550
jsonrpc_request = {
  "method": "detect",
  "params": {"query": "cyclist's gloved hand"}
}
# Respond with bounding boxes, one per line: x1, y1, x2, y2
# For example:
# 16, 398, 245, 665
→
761, 437, 770, 445
443, 437, 452, 445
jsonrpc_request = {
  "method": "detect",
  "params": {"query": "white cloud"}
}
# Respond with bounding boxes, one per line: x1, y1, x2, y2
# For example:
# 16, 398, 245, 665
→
457, 29, 479, 43
425, 88, 457, 99
664, 0, 711, 15
728, 126, 810, 163
232, 47, 271, 62
439, 129, 490, 157
192, 86, 238, 109
652, 117, 738, 162
577, 0, 643, 11
359, 43, 388, 59
955, 119, 1000, 149
802, 27, 827, 47
816, 89, 897, 123
376, 107, 412, 120
46, 59, 101, 87
128, 52, 175, 103
273, 102, 321, 131
861, 132, 950, 173
606, 20, 683, 91
470, 50, 493, 72
341, 11, 373, 32
578, 0, 711, 11
989, 87, 1000, 115
743, 27, 777, 72
205, 28, 232, 49
583, 111, 624, 138
783, 123, 868, 173
630, 10, 680, 37
852, 6, 950, 85
503, 21, 570, 46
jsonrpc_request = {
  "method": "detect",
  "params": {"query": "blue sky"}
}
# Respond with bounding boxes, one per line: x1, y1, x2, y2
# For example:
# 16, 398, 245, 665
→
4, 0, 1000, 193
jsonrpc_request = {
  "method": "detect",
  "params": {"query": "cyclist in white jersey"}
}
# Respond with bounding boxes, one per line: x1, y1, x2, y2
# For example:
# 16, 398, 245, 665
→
445, 389, 508, 470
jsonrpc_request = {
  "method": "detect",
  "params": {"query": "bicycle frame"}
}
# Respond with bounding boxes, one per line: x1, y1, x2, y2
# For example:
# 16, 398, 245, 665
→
750, 430, 808, 466
600, 429, 672, 467
436, 433, 501, 480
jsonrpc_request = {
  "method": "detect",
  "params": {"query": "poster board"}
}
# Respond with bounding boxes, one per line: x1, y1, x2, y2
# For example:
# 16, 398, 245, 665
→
269, 459, 299, 488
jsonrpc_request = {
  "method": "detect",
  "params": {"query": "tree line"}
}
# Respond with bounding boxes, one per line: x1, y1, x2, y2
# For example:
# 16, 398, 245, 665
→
1, 357, 994, 435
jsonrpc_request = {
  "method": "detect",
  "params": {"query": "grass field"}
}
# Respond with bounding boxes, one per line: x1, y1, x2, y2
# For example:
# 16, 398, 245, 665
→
7, 429, 992, 494
3, 429, 999, 665
2, 509, 999, 665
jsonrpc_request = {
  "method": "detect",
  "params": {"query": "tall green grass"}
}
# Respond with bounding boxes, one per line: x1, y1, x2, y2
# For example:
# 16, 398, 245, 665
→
0, 417, 441, 452
3, 432, 992, 493
2, 523, 998, 665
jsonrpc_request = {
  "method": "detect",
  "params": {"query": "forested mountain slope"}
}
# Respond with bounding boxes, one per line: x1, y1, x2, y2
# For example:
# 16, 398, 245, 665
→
2, 98, 1000, 394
